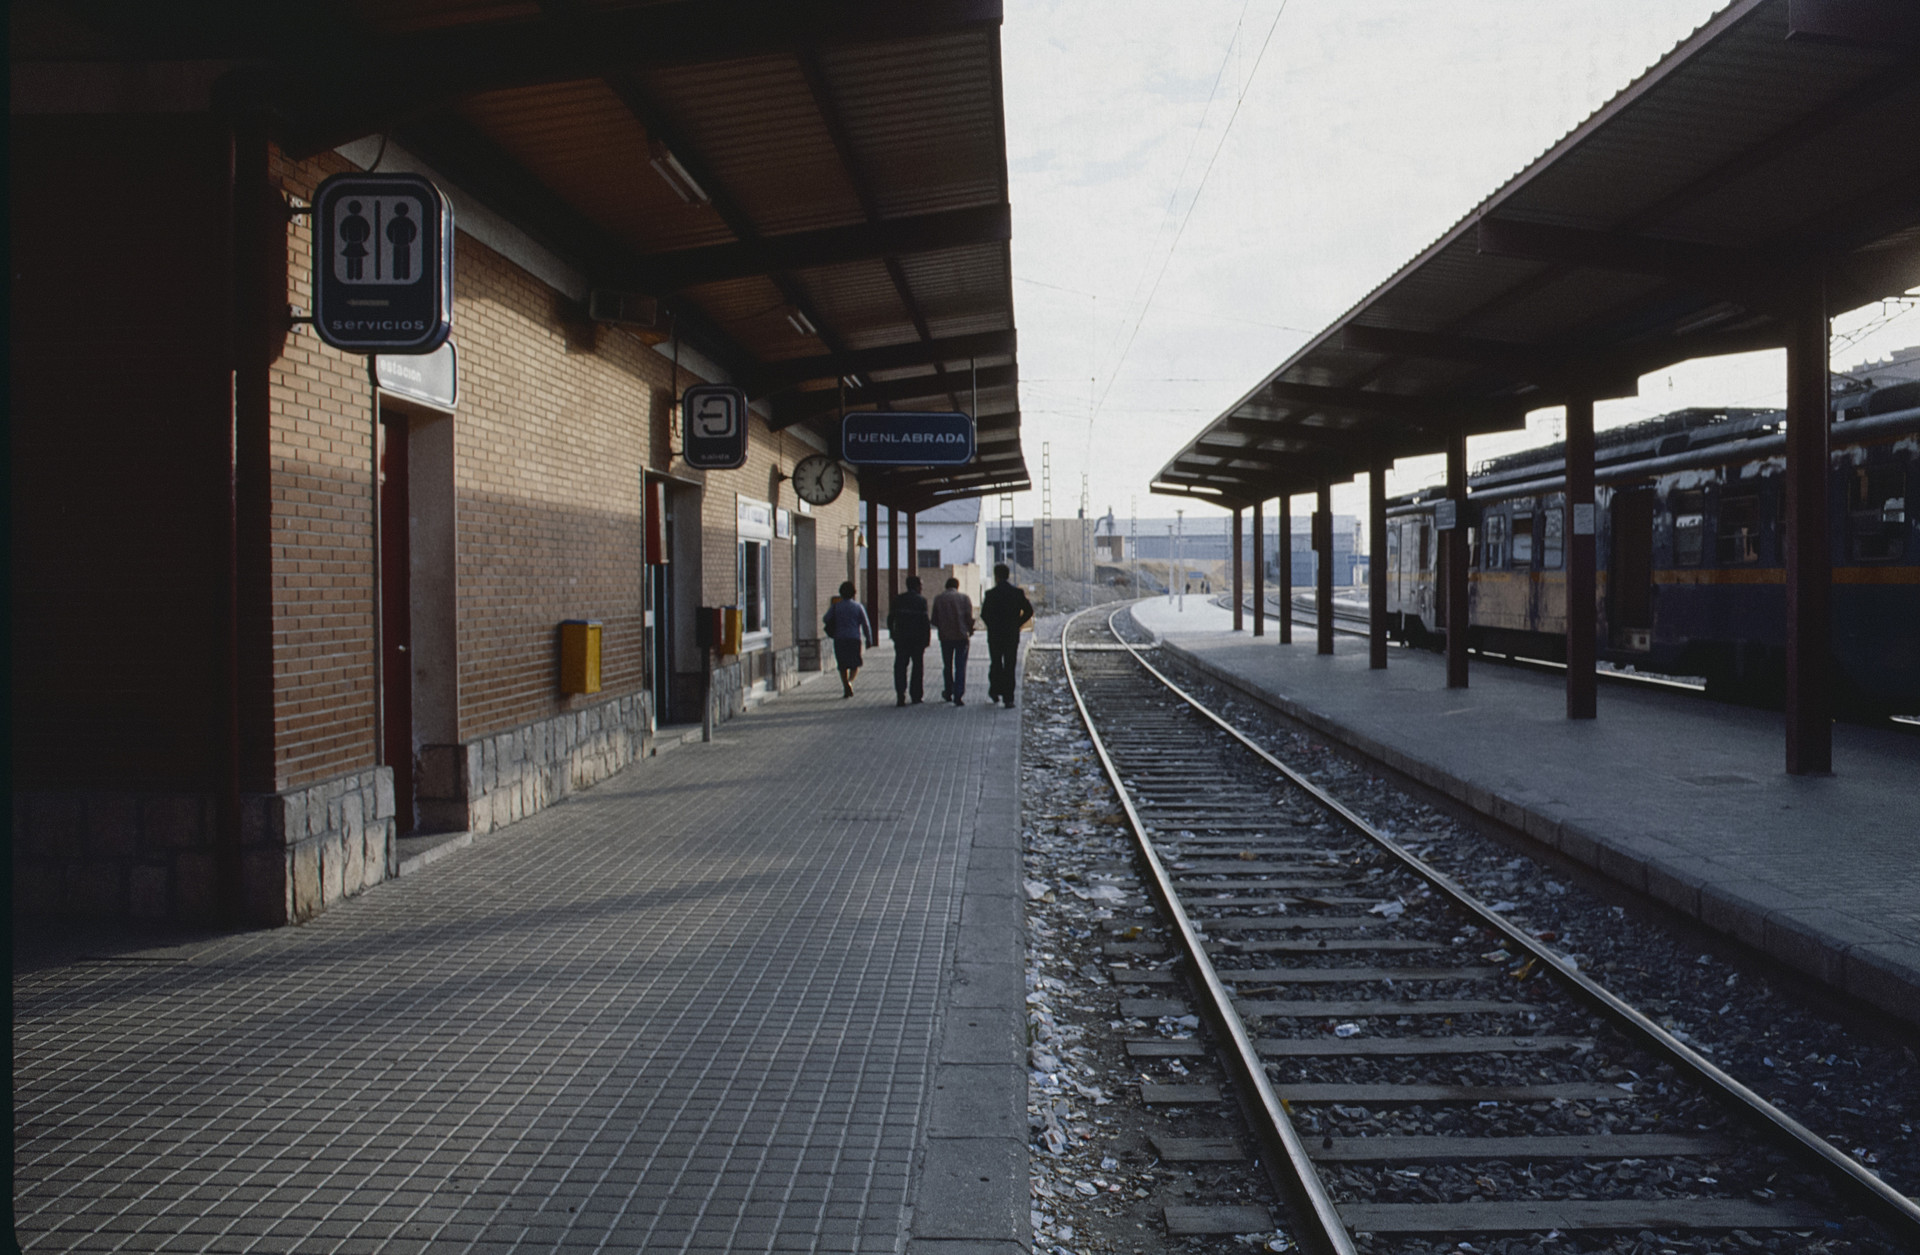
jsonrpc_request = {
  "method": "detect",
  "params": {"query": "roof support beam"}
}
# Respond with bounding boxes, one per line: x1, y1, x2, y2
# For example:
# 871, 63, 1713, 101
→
1786, 0, 1920, 47
751, 331, 1017, 396
644, 206, 1011, 291
771, 366, 1016, 425
1475, 217, 1744, 281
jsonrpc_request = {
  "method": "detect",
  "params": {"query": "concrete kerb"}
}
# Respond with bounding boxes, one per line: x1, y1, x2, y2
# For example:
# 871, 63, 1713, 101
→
1155, 638, 1920, 1030
910, 633, 1031, 1252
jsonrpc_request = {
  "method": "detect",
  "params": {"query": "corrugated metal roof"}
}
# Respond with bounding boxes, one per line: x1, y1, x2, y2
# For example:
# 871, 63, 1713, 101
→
1156, 0, 1920, 506
310, 1, 1027, 508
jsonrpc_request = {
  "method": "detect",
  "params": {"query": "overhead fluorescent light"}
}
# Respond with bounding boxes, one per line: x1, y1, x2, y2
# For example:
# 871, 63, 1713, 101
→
648, 141, 710, 206
841, 373, 864, 390
786, 308, 818, 337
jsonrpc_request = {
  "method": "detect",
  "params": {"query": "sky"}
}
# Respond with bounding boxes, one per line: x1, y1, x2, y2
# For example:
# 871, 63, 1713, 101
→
998, 0, 1920, 530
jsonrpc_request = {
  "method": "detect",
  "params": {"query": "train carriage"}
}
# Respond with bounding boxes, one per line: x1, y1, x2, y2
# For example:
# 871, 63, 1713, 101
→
1384, 383, 1920, 714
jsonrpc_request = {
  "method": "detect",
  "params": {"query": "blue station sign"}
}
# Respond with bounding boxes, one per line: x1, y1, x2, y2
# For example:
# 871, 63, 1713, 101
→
841, 411, 976, 467
312, 172, 454, 354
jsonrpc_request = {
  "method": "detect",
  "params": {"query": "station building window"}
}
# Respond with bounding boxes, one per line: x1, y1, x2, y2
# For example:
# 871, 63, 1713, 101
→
737, 495, 776, 641
916, 548, 942, 569
1672, 488, 1706, 566
1716, 493, 1761, 564
1849, 466, 1908, 561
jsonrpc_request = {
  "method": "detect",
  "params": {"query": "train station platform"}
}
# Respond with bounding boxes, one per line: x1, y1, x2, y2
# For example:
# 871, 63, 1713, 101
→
12, 645, 1029, 1255
1127, 595, 1920, 1029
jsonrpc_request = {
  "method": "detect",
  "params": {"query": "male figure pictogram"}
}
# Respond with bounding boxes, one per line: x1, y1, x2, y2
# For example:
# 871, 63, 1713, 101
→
386, 202, 418, 281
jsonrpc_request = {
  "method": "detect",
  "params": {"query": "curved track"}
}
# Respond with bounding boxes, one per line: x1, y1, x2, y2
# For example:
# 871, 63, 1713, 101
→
1059, 602, 1920, 1253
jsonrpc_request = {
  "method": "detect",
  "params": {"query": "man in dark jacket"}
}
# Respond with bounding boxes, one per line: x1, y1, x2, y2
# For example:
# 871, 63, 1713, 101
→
887, 575, 933, 706
979, 563, 1034, 708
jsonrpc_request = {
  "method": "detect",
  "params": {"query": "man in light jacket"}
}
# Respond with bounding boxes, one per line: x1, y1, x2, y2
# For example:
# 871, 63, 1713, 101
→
930, 577, 975, 706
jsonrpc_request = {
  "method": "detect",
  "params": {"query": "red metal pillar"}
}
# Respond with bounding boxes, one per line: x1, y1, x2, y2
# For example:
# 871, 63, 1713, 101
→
1566, 395, 1597, 719
1445, 430, 1469, 689
1316, 481, 1334, 656
1785, 276, 1832, 775
1277, 495, 1293, 644
865, 496, 879, 609
1231, 507, 1245, 632
1369, 453, 1388, 670
1251, 499, 1266, 637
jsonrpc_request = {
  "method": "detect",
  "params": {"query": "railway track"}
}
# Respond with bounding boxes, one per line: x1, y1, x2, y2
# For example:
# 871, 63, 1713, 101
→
1058, 604, 1920, 1253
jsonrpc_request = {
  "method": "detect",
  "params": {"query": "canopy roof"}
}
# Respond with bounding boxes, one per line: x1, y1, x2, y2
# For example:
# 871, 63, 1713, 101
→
21, 0, 1027, 509
1154, 0, 1920, 507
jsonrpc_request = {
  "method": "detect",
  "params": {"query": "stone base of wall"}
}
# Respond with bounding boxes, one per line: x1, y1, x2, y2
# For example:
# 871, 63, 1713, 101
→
13, 789, 224, 923
240, 767, 397, 925
418, 690, 650, 836
796, 638, 823, 671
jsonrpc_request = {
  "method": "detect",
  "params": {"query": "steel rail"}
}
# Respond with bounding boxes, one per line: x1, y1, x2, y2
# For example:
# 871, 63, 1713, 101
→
1060, 606, 1355, 1255
1095, 601, 1920, 1243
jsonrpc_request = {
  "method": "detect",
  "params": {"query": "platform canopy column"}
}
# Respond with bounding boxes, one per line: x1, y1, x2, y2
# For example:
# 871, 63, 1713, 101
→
1566, 394, 1597, 719
1369, 451, 1389, 669
1784, 275, 1832, 775
1231, 507, 1245, 632
887, 506, 899, 604
907, 511, 918, 583
1277, 495, 1293, 644
1316, 481, 1335, 656
1445, 429, 1469, 689
866, 496, 879, 609
1251, 498, 1266, 637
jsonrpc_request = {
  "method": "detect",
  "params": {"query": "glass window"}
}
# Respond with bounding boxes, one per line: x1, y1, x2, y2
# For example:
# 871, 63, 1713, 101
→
1672, 489, 1706, 566
1542, 506, 1564, 569
916, 548, 942, 569
1418, 522, 1430, 572
1849, 466, 1908, 561
1510, 512, 1534, 567
1716, 494, 1760, 564
1481, 513, 1505, 569
739, 540, 773, 633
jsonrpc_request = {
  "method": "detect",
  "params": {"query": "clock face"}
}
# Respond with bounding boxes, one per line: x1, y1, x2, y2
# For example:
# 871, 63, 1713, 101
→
791, 454, 844, 505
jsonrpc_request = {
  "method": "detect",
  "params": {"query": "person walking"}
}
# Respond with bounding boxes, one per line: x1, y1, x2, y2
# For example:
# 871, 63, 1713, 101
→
930, 576, 975, 706
887, 575, 932, 706
823, 580, 874, 698
979, 563, 1034, 708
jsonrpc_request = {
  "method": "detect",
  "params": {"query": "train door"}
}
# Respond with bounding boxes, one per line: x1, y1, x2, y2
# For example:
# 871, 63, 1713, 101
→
1609, 487, 1654, 651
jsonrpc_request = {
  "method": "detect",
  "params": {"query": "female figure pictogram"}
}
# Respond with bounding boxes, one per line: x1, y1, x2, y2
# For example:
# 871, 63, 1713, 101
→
339, 200, 371, 280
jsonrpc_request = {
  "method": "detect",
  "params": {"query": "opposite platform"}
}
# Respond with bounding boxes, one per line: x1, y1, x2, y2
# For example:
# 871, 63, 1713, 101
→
1128, 595, 1920, 1028
13, 645, 1029, 1255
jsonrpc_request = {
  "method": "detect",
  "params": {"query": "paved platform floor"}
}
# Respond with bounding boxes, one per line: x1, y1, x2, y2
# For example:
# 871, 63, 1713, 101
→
1129, 594, 1920, 1027
13, 646, 1028, 1255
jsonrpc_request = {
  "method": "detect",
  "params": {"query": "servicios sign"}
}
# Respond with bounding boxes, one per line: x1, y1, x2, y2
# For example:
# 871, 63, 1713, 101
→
841, 411, 975, 467
313, 173, 454, 354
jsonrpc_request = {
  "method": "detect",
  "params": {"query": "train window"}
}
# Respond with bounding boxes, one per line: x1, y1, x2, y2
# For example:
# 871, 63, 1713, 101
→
1849, 466, 1908, 561
1510, 513, 1533, 567
1481, 513, 1505, 569
1542, 506, 1564, 569
1672, 489, 1706, 566
1716, 494, 1760, 564
1418, 522, 1430, 571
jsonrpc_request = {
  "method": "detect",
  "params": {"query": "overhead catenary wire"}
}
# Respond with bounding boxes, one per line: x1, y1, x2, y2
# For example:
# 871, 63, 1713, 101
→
1092, 0, 1294, 432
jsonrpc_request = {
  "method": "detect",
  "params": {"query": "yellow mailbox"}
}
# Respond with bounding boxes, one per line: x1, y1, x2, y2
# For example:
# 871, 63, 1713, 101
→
718, 606, 743, 657
559, 620, 602, 694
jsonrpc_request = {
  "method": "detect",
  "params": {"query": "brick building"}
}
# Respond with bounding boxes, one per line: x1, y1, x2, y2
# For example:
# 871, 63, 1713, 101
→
11, 3, 1028, 929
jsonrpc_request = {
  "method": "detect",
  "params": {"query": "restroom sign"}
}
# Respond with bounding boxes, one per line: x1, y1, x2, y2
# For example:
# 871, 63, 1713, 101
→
312, 173, 454, 354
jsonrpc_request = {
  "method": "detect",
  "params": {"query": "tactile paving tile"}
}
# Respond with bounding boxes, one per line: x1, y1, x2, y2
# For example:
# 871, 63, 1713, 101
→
14, 655, 1008, 1253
